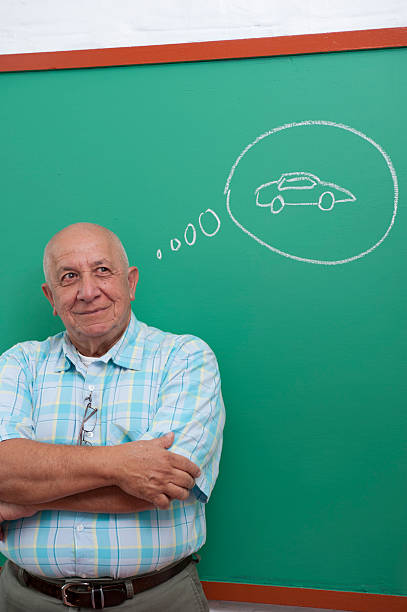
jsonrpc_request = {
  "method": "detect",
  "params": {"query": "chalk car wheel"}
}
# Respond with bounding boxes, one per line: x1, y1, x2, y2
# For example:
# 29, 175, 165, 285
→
318, 191, 335, 211
271, 195, 285, 214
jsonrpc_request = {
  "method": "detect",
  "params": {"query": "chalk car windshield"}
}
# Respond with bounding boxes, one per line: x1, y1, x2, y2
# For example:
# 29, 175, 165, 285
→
280, 176, 316, 189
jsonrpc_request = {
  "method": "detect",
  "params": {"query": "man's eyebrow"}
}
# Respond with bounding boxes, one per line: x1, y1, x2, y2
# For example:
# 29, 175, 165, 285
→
55, 260, 112, 276
56, 265, 77, 276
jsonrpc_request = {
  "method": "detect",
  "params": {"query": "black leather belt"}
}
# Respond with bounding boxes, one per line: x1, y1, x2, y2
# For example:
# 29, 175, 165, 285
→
15, 555, 193, 609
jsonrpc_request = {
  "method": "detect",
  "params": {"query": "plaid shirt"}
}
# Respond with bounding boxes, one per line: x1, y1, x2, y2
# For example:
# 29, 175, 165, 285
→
0, 313, 224, 578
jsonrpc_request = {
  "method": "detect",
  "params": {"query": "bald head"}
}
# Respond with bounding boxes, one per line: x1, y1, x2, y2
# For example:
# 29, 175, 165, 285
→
41, 222, 139, 356
43, 223, 129, 284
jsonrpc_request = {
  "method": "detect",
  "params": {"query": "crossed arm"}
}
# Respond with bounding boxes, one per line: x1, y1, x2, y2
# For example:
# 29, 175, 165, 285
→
0, 432, 200, 530
0, 338, 223, 538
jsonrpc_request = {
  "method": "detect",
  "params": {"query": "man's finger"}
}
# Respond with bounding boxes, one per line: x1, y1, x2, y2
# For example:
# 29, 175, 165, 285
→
166, 484, 190, 502
155, 432, 174, 449
169, 452, 201, 479
152, 494, 171, 510
170, 469, 195, 490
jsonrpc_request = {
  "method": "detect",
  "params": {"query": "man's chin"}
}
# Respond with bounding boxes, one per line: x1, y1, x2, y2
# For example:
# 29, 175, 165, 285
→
78, 320, 117, 337
63, 309, 131, 347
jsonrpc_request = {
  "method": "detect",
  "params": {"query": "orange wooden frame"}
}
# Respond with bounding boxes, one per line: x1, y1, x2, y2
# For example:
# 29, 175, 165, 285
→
202, 581, 407, 611
0, 27, 406, 73
0, 566, 406, 610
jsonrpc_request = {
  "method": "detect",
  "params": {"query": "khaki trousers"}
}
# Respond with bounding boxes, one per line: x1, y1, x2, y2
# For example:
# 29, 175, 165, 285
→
0, 560, 209, 612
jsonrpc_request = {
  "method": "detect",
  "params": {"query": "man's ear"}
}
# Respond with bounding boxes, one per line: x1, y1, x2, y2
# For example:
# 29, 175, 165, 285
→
128, 267, 139, 301
41, 283, 58, 316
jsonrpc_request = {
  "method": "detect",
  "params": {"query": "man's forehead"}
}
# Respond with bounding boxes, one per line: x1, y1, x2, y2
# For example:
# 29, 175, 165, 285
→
43, 224, 128, 282
50, 228, 114, 255
49, 239, 119, 274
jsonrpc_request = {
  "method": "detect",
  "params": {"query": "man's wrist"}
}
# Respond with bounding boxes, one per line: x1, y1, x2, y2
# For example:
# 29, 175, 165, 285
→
88, 445, 118, 488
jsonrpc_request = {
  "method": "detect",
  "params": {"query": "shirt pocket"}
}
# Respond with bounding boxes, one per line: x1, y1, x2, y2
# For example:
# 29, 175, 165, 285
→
33, 386, 77, 444
105, 370, 159, 445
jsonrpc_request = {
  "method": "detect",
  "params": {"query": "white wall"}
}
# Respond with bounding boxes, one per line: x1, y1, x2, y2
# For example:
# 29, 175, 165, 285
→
0, 0, 406, 55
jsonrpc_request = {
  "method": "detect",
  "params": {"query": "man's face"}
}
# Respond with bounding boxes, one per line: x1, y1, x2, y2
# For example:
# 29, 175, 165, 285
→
42, 229, 138, 352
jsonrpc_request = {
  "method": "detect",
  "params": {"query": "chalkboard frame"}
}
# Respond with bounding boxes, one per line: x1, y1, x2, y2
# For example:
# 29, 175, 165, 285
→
0, 26, 406, 73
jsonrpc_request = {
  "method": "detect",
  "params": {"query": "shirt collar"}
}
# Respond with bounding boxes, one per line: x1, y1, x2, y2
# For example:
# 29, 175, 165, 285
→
55, 312, 143, 372
108, 312, 143, 371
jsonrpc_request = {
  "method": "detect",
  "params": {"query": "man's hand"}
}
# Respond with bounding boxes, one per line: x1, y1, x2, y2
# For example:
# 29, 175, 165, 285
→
0, 500, 38, 541
110, 432, 201, 510
0, 434, 200, 511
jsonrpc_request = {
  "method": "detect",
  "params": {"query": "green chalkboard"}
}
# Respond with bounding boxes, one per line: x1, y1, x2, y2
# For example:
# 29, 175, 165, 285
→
1, 47, 407, 596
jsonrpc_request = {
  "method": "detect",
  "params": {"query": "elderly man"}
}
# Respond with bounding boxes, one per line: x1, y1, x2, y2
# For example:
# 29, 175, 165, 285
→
0, 223, 224, 611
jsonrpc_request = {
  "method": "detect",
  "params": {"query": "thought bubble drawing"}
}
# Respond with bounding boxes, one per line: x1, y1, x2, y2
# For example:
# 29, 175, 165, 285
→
224, 120, 398, 265
156, 209, 221, 260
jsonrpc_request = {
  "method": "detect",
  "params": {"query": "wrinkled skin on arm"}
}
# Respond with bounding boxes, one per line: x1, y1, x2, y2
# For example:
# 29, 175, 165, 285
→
0, 432, 201, 540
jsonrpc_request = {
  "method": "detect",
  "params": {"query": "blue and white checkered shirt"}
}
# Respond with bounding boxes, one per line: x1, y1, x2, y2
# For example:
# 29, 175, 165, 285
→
0, 313, 225, 578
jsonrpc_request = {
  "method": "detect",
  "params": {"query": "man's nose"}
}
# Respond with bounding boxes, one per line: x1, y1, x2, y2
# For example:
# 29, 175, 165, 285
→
77, 275, 102, 302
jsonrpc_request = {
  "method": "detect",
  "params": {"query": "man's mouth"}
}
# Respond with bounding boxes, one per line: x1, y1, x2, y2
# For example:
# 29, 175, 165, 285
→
74, 307, 110, 315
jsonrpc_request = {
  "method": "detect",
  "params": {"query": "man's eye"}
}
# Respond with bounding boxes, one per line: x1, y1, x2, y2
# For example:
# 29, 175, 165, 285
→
97, 267, 109, 273
61, 273, 77, 282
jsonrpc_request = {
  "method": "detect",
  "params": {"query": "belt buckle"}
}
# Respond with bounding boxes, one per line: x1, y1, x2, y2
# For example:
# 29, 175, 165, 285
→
61, 581, 105, 609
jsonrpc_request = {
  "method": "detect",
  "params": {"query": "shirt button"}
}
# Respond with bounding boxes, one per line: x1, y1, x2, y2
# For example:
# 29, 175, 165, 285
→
88, 385, 95, 391
86, 432, 94, 439
77, 524, 84, 532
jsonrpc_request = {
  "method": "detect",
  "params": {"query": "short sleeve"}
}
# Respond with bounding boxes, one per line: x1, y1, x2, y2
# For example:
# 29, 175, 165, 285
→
138, 337, 225, 503
0, 348, 35, 442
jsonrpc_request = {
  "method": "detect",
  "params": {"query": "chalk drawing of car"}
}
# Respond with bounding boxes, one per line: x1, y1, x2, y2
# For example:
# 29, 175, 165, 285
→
255, 172, 356, 214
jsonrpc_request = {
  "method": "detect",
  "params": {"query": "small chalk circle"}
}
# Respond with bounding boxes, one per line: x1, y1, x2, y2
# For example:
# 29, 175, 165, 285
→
198, 208, 221, 237
184, 223, 197, 246
170, 238, 181, 251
